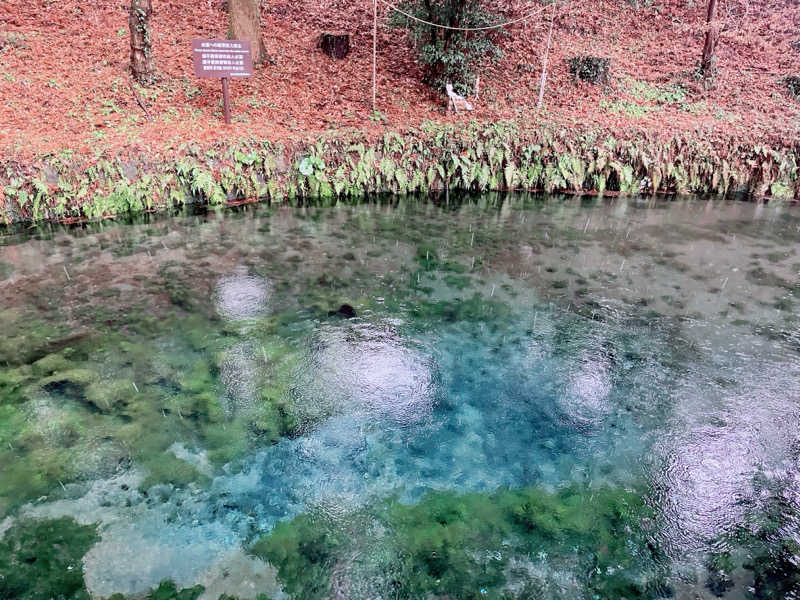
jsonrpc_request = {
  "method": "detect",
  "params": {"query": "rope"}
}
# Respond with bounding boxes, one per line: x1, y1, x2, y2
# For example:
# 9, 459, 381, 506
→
377, 0, 552, 32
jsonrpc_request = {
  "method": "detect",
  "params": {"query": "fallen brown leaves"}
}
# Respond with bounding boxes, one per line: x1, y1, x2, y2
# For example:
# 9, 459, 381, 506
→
0, 0, 798, 162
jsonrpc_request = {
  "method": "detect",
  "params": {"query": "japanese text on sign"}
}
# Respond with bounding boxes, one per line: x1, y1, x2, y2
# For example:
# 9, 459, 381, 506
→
192, 39, 253, 79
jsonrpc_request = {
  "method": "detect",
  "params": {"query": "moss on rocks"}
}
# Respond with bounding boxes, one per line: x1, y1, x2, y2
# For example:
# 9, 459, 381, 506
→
31, 353, 74, 377
0, 310, 72, 366
139, 453, 210, 492
39, 369, 98, 393
0, 366, 32, 405
84, 379, 138, 413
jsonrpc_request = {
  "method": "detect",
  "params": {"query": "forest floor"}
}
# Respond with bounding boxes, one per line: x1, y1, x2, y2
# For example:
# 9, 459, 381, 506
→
0, 0, 799, 161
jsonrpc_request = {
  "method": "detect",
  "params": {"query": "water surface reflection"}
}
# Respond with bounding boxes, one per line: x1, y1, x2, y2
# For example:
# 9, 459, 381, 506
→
1, 196, 799, 598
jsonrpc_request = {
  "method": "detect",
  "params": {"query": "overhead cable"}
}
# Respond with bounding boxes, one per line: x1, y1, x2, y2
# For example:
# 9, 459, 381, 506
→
376, 0, 552, 32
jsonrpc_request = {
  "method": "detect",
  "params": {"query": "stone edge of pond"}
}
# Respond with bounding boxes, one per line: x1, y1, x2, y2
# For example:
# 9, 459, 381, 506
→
0, 120, 798, 224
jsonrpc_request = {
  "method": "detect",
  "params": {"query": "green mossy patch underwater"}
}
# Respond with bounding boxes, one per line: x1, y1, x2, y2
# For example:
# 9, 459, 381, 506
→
703, 470, 800, 600
0, 517, 98, 600
2, 194, 800, 599
0, 306, 307, 515
250, 484, 667, 600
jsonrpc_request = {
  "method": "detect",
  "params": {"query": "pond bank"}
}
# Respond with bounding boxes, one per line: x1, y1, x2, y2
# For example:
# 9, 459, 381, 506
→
1, 121, 798, 224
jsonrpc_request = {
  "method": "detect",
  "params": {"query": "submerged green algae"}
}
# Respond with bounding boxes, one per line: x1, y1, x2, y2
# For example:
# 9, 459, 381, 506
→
0, 309, 306, 515
704, 470, 800, 600
1, 197, 799, 599
0, 517, 98, 600
107, 581, 206, 600
250, 484, 667, 600
0, 309, 74, 367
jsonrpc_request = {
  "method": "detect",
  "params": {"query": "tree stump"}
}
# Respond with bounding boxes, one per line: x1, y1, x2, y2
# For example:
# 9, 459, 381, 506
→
785, 75, 800, 100
319, 33, 350, 60
566, 56, 611, 85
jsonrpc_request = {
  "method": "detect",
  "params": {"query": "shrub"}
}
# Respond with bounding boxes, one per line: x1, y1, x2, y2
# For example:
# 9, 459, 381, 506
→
390, 0, 503, 95
784, 75, 800, 100
567, 55, 611, 84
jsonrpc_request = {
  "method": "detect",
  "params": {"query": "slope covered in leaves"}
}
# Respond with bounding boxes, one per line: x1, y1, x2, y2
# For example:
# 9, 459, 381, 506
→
0, 0, 798, 160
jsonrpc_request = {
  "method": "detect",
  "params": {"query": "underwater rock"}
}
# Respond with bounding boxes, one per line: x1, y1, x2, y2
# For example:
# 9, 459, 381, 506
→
0, 312, 85, 366
328, 304, 356, 319
84, 379, 138, 413
40, 368, 98, 397
139, 453, 210, 491
31, 353, 74, 377
39, 330, 92, 359
0, 260, 13, 280
168, 443, 214, 478
0, 516, 11, 537
0, 365, 32, 404
785, 74, 800, 100
195, 547, 285, 600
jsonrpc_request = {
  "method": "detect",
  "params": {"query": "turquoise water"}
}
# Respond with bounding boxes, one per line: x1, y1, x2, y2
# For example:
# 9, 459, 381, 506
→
0, 196, 799, 599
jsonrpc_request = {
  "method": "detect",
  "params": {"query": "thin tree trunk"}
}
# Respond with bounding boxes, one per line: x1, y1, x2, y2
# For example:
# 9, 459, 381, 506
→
700, 0, 719, 89
228, 0, 266, 65
129, 0, 154, 85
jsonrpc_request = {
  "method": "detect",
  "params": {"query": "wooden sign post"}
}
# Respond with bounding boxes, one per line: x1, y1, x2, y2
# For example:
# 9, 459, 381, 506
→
192, 39, 253, 124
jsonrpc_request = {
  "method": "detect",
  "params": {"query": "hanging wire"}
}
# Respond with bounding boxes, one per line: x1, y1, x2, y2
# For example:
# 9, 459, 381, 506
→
376, 0, 552, 31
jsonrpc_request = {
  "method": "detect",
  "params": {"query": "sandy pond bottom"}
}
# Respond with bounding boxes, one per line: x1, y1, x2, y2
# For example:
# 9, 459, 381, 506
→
0, 195, 798, 600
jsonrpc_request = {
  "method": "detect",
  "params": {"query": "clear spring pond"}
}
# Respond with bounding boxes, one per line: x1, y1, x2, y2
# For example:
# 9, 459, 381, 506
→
0, 195, 799, 600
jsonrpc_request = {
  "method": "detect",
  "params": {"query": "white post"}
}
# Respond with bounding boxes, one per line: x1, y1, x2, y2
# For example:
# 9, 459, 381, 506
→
537, 2, 556, 108
372, 0, 377, 112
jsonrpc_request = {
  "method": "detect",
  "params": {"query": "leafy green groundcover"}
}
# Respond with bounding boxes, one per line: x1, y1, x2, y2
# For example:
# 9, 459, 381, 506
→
2, 121, 797, 223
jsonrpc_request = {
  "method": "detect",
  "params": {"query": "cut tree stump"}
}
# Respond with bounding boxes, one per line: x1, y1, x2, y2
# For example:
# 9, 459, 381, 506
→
319, 33, 350, 59
566, 56, 611, 85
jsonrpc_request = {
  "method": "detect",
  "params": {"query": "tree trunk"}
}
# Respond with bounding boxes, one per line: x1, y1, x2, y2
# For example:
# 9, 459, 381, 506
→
228, 0, 266, 65
700, 0, 719, 89
129, 0, 154, 85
